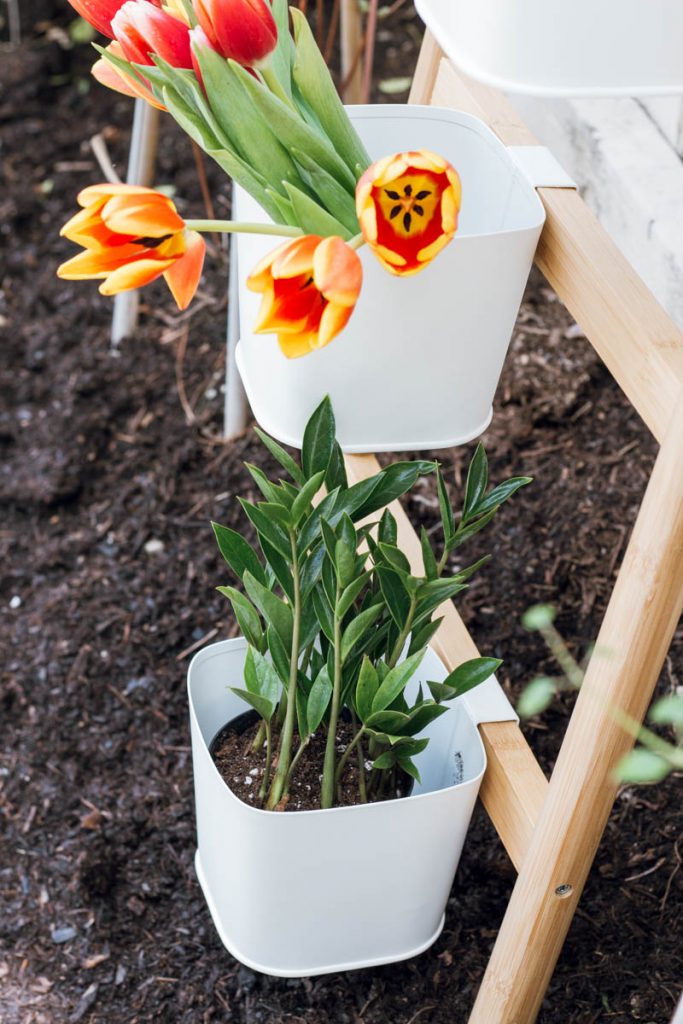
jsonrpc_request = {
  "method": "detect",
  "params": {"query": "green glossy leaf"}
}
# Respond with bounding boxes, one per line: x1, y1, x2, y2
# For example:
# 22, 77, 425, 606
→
243, 571, 293, 654
440, 657, 502, 698
291, 470, 325, 525
307, 666, 333, 733
341, 604, 383, 662
245, 463, 283, 505
436, 465, 455, 541
299, 542, 326, 600
397, 756, 421, 784
239, 498, 292, 560
312, 585, 336, 643
350, 461, 436, 520
253, 427, 305, 485
408, 616, 443, 656
377, 565, 411, 627
335, 539, 356, 589
446, 507, 498, 552
378, 509, 398, 546
212, 522, 267, 585
474, 476, 532, 516
216, 587, 264, 651
336, 571, 371, 619
463, 444, 488, 520
325, 441, 348, 492
248, 648, 280, 705
377, 542, 411, 576
267, 625, 291, 684
230, 687, 275, 721
372, 650, 425, 714
355, 656, 379, 722
302, 396, 335, 481
420, 526, 438, 580
259, 537, 294, 603
366, 710, 411, 732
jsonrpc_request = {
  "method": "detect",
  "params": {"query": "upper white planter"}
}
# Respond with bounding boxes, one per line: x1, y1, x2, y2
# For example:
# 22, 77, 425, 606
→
416, 0, 683, 98
234, 105, 545, 453
188, 639, 514, 977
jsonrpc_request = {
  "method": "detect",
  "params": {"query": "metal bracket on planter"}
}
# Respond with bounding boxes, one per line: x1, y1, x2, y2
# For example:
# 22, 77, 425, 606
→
507, 145, 577, 190
462, 673, 519, 727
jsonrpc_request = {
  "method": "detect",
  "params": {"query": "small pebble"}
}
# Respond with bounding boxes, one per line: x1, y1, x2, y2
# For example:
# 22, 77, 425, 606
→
51, 925, 77, 944
249, 767, 259, 776
144, 538, 165, 555
244, 776, 253, 786
204, 387, 218, 400
9, 596, 21, 609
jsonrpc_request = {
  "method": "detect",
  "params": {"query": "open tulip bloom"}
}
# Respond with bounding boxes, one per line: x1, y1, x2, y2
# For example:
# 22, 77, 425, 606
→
60, 0, 462, 355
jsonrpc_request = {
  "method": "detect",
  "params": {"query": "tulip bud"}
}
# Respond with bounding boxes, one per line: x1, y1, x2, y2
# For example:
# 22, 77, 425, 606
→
66, 0, 161, 38
112, 0, 193, 68
193, 0, 278, 67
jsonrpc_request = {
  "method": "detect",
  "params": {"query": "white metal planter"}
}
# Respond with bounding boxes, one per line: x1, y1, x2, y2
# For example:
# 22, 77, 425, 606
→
415, 0, 683, 98
188, 638, 514, 977
234, 105, 545, 453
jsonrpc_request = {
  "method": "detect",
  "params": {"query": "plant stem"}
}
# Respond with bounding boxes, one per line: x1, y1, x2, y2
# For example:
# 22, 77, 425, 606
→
184, 220, 303, 238
387, 592, 417, 668
285, 736, 310, 788
321, 582, 343, 808
266, 532, 301, 809
251, 719, 266, 752
258, 719, 272, 804
348, 233, 366, 251
356, 731, 367, 803
334, 725, 365, 784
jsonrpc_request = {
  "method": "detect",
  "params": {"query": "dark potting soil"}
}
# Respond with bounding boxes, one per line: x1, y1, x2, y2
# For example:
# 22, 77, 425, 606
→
211, 712, 412, 812
1, 4, 681, 1023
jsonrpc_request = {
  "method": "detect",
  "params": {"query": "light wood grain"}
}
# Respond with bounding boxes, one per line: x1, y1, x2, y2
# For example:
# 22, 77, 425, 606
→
422, 58, 683, 443
469, 388, 683, 1023
340, 0, 364, 104
344, 454, 548, 872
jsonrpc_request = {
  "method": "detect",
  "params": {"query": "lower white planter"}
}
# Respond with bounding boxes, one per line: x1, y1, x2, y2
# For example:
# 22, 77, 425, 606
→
415, 0, 683, 98
188, 639, 495, 977
234, 104, 545, 453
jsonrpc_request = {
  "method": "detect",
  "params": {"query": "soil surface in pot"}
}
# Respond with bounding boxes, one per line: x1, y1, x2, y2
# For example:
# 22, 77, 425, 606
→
2, 4, 681, 1024
211, 712, 413, 812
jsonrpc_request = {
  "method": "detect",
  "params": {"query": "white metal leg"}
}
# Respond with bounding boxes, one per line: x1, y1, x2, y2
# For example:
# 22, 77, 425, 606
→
111, 99, 161, 348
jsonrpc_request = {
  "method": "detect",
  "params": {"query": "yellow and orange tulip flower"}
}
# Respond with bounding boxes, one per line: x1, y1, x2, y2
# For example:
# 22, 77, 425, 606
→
247, 235, 363, 358
57, 184, 205, 310
356, 149, 461, 277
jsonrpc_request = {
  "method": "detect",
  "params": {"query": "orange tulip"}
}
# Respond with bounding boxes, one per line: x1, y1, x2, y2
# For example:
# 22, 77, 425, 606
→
92, 41, 165, 108
194, 0, 277, 67
112, 0, 193, 68
247, 235, 362, 358
57, 184, 205, 310
356, 149, 461, 277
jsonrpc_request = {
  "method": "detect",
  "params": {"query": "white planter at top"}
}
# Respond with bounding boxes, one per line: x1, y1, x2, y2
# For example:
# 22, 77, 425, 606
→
188, 638, 501, 977
234, 105, 545, 453
416, 0, 683, 98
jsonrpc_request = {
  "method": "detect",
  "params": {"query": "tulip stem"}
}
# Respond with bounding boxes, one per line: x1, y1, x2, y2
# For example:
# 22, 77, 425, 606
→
348, 233, 366, 251
185, 220, 304, 238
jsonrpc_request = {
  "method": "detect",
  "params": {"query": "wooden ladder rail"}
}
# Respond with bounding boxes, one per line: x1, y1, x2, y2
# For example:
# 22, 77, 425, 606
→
343, 32, 683, 1024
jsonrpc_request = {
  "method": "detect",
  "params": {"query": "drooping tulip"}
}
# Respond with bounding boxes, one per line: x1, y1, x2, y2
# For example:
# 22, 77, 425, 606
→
356, 150, 462, 276
66, 0, 162, 38
247, 235, 363, 358
111, 0, 193, 68
57, 184, 205, 310
92, 41, 166, 108
194, 0, 277, 67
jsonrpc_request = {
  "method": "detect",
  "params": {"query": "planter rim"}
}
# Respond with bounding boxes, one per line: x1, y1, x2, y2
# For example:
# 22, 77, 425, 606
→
188, 638, 488, 820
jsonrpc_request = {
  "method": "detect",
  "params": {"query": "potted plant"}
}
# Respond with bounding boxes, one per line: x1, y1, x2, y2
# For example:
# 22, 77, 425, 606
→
57, 0, 545, 451
188, 397, 531, 975
415, 0, 683, 98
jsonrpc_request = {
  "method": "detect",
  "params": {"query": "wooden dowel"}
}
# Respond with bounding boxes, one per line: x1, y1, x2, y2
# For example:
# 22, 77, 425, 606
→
344, 454, 548, 871
340, 0, 364, 104
469, 389, 683, 1023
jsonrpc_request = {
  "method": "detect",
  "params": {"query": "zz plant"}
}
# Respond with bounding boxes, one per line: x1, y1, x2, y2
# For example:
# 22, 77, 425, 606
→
213, 398, 531, 810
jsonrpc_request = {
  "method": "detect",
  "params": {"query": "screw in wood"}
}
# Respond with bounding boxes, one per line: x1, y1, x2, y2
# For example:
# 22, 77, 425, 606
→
554, 883, 573, 897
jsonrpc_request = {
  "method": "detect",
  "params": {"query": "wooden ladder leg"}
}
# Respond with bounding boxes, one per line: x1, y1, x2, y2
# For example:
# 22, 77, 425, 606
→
340, 0, 364, 103
468, 390, 683, 1024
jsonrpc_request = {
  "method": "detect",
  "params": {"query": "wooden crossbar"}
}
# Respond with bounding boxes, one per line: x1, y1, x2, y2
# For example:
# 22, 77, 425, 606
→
341, 30, 683, 1024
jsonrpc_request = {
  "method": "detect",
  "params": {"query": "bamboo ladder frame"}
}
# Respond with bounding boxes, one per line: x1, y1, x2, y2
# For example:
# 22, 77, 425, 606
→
342, 32, 683, 1024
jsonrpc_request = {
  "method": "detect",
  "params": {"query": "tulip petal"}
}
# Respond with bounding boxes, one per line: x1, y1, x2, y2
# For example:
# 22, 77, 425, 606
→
271, 235, 321, 279
277, 332, 317, 359
57, 244, 150, 279
316, 300, 354, 349
99, 257, 175, 295
100, 194, 185, 236
312, 237, 362, 307
76, 183, 159, 207
162, 231, 205, 309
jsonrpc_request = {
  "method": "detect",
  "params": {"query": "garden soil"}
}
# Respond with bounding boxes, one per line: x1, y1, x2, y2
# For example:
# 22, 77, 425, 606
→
1, 5, 681, 1023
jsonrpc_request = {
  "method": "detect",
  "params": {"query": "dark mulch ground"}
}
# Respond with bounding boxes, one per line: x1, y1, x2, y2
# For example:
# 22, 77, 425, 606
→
1, 5, 681, 1023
